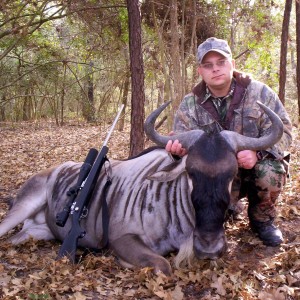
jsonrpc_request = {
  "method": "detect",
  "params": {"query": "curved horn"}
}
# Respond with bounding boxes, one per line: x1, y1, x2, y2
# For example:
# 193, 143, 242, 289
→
144, 101, 205, 149
221, 101, 284, 152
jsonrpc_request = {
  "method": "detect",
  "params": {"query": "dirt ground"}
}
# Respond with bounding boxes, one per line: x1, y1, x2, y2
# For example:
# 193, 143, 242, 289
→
0, 120, 299, 300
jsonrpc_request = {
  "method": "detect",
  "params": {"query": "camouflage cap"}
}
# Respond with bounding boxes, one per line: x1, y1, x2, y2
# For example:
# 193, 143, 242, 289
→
197, 37, 232, 63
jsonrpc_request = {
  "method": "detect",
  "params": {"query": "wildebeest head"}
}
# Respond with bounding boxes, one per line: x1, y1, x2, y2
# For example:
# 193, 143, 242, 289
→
144, 101, 283, 261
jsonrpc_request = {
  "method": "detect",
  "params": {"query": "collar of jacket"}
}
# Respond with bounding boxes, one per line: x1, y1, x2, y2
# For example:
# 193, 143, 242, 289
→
192, 70, 252, 130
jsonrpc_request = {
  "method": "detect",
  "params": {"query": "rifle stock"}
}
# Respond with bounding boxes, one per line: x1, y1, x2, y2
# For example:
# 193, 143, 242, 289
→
57, 221, 84, 262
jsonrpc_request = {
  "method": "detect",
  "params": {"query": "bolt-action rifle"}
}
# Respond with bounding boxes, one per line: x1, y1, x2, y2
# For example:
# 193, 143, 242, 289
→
56, 105, 124, 263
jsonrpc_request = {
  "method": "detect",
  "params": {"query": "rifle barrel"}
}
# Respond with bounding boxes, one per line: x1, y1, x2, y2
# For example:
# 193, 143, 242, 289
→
103, 104, 124, 146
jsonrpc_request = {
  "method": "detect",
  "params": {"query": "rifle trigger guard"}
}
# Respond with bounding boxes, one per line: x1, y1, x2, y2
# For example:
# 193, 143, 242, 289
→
105, 159, 112, 182
80, 207, 88, 219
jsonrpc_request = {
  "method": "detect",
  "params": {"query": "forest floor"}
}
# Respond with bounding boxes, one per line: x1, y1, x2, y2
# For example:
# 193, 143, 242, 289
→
0, 120, 300, 300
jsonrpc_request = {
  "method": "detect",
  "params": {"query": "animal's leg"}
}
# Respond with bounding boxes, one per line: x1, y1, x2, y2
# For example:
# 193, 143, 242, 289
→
8, 210, 55, 244
110, 233, 172, 275
0, 171, 50, 242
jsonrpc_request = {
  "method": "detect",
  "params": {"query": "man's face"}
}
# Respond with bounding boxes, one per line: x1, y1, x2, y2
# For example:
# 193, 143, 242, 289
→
197, 52, 235, 92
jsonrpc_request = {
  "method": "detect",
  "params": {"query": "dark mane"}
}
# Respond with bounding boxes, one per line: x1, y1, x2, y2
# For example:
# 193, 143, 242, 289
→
126, 146, 164, 160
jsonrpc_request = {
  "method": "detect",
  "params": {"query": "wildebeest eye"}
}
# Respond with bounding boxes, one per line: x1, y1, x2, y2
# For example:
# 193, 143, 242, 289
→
186, 166, 198, 178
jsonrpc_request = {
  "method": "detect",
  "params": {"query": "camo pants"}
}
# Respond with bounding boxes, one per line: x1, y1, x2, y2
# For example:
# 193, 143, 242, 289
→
230, 159, 288, 223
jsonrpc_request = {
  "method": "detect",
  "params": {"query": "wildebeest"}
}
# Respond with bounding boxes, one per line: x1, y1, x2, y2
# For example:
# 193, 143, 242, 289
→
0, 101, 283, 275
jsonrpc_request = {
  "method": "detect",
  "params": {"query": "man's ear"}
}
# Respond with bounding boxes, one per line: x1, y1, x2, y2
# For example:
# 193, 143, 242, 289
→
231, 59, 236, 69
197, 65, 203, 77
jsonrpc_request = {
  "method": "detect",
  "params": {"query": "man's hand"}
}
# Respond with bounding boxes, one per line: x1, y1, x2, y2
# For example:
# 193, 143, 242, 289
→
165, 139, 187, 157
237, 150, 258, 169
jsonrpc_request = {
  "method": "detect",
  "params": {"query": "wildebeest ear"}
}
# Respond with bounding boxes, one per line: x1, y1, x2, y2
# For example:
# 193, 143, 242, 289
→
147, 156, 187, 182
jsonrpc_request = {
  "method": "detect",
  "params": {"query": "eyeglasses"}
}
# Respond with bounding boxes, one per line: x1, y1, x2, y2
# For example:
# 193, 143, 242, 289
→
200, 59, 229, 70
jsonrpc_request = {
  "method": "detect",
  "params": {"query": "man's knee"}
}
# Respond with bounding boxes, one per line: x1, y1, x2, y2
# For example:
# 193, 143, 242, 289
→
254, 159, 287, 192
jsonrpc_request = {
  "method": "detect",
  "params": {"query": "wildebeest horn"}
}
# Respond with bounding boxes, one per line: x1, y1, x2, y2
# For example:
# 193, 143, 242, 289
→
221, 101, 284, 152
144, 101, 205, 149
144, 100, 284, 153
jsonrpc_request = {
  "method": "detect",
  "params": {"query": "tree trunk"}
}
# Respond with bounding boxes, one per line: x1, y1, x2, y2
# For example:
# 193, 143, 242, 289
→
151, 1, 171, 107
0, 95, 6, 121
126, 0, 145, 157
82, 61, 95, 122
291, 44, 297, 85
279, 0, 292, 104
180, 0, 186, 97
296, 0, 300, 119
118, 71, 129, 131
60, 62, 67, 126
87, 61, 95, 122
22, 87, 31, 121
169, 0, 183, 110
189, 0, 198, 88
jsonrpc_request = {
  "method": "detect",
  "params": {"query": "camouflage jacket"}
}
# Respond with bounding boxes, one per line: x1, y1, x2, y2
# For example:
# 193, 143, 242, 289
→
173, 71, 292, 159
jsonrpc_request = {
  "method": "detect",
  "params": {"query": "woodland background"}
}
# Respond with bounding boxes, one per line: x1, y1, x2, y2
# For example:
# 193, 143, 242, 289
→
0, 0, 299, 154
0, 0, 300, 299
